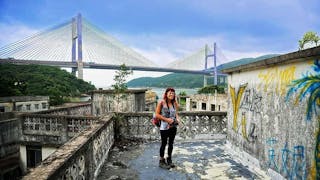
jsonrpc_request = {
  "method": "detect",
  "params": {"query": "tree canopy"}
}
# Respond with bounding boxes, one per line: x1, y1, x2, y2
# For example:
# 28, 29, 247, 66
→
197, 85, 226, 94
0, 63, 96, 105
111, 63, 133, 112
299, 31, 320, 50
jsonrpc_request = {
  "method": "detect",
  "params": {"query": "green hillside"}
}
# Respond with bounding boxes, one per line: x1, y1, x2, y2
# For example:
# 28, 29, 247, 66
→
0, 63, 96, 105
127, 73, 217, 88
128, 54, 279, 88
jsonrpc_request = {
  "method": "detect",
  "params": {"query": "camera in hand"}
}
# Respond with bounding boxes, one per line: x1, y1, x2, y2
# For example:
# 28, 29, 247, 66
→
171, 117, 178, 128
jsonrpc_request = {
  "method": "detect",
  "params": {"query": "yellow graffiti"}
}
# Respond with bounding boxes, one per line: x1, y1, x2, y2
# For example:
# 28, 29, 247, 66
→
230, 84, 247, 132
309, 117, 320, 179
309, 133, 319, 179
241, 112, 249, 140
258, 66, 296, 95
309, 160, 316, 180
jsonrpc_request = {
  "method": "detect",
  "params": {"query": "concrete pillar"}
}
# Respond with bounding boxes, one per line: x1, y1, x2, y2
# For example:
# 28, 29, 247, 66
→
77, 13, 83, 79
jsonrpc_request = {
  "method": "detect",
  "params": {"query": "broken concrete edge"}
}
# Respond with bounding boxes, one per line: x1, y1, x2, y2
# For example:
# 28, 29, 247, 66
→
221, 46, 320, 74
225, 141, 280, 179
22, 114, 114, 180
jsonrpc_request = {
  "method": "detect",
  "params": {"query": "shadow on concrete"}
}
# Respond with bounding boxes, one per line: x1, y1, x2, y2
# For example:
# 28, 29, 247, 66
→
97, 139, 269, 180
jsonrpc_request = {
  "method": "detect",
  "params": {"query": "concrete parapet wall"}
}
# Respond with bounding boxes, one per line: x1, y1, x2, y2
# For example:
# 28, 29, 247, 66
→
0, 119, 20, 158
91, 89, 146, 115
0, 112, 15, 121
20, 114, 99, 146
0, 118, 20, 177
22, 115, 114, 180
118, 111, 227, 141
222, 47, 320, 179
35, 103, 91, 116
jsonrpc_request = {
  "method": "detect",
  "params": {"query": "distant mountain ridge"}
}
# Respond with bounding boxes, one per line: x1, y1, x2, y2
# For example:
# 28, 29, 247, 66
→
127, 54, 279, 88
127, 73, 214, 88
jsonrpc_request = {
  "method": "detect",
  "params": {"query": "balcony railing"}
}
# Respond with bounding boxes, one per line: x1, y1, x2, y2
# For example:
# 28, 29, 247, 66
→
118, 111, 227, 140
22, 111, 227, 179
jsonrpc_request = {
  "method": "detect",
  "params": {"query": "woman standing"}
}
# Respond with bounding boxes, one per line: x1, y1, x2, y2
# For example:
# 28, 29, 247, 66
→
155, 87, 180, 169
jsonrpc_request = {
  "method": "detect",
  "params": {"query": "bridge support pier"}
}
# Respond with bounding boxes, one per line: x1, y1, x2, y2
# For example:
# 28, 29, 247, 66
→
78, 62, 83, 79
203, 75, 208, 87
71, 67, 77, 76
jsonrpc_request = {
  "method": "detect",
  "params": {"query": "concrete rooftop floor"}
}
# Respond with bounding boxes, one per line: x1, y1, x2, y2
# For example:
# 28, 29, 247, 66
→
98, 139, 270, 180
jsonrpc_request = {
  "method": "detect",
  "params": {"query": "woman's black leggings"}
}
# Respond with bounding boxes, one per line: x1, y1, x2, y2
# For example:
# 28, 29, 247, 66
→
160, 127, 177, 158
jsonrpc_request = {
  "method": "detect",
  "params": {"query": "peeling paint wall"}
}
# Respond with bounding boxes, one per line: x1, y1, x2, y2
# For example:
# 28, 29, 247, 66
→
227, 59, 319, 179
92, 90, 146, 115
0, 118, 21, 176
185, 94, 228, 111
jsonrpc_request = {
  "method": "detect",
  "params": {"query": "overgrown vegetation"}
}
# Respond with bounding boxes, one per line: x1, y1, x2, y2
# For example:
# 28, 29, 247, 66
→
0, 63, 96, 105
299, 31, 320, 50
111, 63, 133, 112
111, 63, 133, 140
197, 85, 226, 94
178, 91, 187, 96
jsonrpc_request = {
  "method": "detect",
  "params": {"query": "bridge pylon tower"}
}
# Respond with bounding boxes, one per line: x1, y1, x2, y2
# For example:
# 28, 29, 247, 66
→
204, 42, 217, 87
71, 13, 83, 79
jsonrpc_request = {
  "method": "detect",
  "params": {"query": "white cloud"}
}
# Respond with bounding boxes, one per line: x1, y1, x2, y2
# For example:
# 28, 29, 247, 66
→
132, 47, 179, 66
82, 68, 168, 88
116, 32, 285, 63
0, 23, 38, 47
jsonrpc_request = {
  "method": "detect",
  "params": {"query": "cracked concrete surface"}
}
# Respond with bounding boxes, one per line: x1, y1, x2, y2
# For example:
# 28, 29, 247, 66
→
97, 139, 270, 180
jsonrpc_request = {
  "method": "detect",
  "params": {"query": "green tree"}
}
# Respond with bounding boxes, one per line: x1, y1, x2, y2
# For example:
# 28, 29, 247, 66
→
299, 31, 320, 50
0, 64, 96, 105
179, 91, 187, 96
111, 63, 133, 112
198, 85, 225, 94
111, 63, 133, 140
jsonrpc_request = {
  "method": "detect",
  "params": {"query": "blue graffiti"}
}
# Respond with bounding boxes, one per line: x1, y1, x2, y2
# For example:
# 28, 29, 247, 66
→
286, 59, 320, 121
267, 138, 307, 179
313, 59, 320, 72
291, 146, 306, 180
281, 143, 291, 178
267, 137, 278, 171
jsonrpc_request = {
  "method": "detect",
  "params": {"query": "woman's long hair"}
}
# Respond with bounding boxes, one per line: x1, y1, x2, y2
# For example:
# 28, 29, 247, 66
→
163, 87, 176, 106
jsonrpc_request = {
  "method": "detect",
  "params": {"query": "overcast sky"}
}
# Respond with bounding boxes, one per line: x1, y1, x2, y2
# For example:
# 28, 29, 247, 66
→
0, 0, 319, 87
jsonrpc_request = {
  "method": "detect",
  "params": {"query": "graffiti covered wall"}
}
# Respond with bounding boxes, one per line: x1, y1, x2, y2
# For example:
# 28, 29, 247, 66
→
227, 58, 319, 179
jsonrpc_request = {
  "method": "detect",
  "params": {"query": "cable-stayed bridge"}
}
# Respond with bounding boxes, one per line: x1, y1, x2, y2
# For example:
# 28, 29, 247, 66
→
0, 14, 228, 83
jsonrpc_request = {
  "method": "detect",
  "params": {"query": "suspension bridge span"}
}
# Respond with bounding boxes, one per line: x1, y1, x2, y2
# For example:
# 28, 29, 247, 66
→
0, 14, 228, 81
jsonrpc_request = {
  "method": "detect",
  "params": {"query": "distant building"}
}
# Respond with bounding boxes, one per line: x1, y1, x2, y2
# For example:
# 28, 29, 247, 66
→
185, 93, 227, 111
145, 90, 157, 111
0, 96, 49, 112
91, 89, 147, 115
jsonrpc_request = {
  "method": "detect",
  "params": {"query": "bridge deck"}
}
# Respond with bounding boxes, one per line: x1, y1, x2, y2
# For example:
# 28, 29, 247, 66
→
97, 139, 270, 180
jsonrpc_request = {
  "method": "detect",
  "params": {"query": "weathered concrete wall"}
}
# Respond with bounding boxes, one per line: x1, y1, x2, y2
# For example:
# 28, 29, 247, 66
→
118, 111, 227, 141
0, 112, 15, 121
224, 48, 320, 179
91, 89, 146, 115
22, 115, 114, 180
0, 96, 49, 112
186, 94, 228, 111
0, 118, 21, 178
0, 103, 95, 178
35, 103, 91, 116
20, 114, 98, 146
19, 145, 58, 174
19, 145, 27, 173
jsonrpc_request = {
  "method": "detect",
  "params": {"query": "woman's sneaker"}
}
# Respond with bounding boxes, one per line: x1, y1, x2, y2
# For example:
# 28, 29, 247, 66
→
159, 159, 170, 169
166, 157, 176, 168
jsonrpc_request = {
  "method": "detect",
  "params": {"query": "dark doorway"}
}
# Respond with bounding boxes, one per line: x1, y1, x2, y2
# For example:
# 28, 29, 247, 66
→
26, 146, 42, 168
